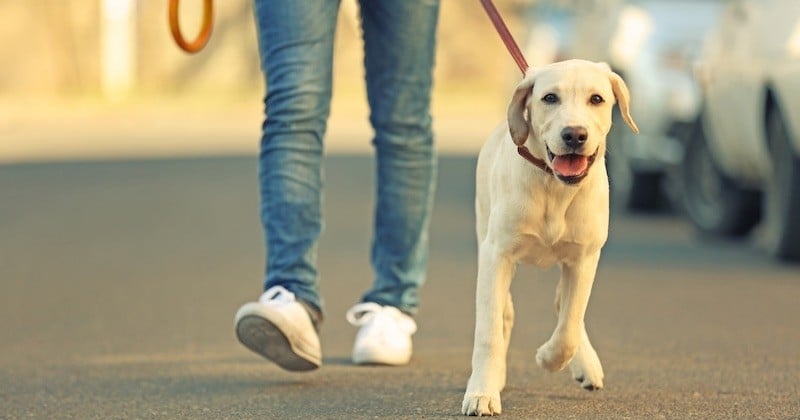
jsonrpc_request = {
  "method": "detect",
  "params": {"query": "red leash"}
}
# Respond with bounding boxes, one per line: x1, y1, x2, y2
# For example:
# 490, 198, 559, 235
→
479, 0, 554, 172
479, 0, 529, 74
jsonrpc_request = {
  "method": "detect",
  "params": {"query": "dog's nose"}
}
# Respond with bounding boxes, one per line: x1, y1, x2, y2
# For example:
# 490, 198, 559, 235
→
561, 126, 588, 149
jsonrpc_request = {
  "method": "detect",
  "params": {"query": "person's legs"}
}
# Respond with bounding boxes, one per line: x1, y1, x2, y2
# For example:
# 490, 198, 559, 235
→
234, 0, 340, 372
358, 0, 441, 316
254, 0, 341, 314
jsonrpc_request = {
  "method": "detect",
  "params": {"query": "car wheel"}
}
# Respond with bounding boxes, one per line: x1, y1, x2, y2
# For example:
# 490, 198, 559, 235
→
764, 106, 800, 261
681, 118, 761, 237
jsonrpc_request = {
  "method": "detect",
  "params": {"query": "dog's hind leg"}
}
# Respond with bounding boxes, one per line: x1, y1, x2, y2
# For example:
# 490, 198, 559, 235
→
536, 251, 601, 373
569, 326, 604, 390
502, 293, 514, 351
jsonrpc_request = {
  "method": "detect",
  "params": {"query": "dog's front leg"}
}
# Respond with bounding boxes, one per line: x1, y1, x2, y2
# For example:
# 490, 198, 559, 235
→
462, 241, 515, 416
568, 324, 604, 390
536, 250, 600, 373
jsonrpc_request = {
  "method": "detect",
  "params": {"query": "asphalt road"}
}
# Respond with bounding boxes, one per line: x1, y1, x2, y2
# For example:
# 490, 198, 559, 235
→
1, 155, 798, 419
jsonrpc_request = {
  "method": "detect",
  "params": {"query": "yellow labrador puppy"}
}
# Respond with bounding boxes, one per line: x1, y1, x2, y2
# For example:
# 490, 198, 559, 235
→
462, 59, 639, 416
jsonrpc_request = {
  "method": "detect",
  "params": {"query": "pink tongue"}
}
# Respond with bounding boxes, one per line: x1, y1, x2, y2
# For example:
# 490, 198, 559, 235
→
552, 154, 589, 176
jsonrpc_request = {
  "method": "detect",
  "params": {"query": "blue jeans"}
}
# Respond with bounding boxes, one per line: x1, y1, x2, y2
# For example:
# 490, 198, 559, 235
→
253, 0, 440, 315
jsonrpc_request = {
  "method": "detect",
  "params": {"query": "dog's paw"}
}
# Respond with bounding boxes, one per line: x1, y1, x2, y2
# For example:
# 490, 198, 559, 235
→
535, 339, 577, 372
570, 363, 603, 391
462, 393, 502, 416
569, 354, 604, 391
572, 373, 603, 391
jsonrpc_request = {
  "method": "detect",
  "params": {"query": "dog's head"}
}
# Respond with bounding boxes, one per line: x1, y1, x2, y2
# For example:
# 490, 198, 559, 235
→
508, 59, 639, 185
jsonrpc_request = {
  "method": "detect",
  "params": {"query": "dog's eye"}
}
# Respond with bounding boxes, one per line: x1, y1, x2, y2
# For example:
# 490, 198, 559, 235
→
590, 94, 605, 105
542, 93, 559, 104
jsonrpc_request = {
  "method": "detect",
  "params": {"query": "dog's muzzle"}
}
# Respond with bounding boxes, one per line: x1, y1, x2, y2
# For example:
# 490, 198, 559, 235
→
546, 146, 599, 185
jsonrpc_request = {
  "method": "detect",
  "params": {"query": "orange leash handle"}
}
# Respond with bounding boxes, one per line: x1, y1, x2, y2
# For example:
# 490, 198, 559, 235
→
169, 0, 213, 54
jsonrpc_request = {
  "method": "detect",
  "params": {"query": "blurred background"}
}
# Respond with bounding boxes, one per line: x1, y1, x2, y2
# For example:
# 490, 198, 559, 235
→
518, 0, 800, 262
0, 0, 530, 161
5, 0, 797, 260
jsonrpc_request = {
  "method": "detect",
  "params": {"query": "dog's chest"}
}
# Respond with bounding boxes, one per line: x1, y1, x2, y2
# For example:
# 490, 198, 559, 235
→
516, 216, 573, 267
513, 195, 601, 267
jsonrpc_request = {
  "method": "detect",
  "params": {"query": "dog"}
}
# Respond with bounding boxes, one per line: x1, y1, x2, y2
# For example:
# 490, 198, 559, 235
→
462, 59, 639, 416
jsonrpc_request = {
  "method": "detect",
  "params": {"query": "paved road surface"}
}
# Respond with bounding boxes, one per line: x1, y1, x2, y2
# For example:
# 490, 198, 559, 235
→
1, 156, 798, 419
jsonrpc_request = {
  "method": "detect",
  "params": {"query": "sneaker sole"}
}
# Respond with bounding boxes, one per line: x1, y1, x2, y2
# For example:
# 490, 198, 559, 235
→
236, 315, 320, 372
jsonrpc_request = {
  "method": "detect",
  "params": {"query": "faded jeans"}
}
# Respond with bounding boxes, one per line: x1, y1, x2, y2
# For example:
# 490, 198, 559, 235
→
253, 0, 440, 315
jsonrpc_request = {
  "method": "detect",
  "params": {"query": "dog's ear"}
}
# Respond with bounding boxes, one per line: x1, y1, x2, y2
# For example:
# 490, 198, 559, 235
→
609, 71, 640, 133
507, 71, 537, 146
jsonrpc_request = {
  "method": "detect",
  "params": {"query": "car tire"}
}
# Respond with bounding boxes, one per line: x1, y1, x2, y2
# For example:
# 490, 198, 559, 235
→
681, 117, 761, 237
764, 106, 800, 261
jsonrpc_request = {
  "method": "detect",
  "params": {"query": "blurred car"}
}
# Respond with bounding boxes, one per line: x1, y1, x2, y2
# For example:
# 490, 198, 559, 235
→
606, 0, 722, 211
683, 0, 800, 261
524, 0, 723, 211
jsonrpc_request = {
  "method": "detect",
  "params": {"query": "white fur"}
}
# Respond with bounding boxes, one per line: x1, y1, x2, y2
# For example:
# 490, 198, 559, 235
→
462, 59, 639, 416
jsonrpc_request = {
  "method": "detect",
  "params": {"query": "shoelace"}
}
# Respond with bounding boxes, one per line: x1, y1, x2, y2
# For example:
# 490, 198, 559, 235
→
259, 286, 295, 305
346, 302, 417, 334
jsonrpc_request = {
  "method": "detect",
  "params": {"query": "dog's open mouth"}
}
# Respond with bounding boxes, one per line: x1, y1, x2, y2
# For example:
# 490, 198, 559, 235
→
546, 147, 599, 185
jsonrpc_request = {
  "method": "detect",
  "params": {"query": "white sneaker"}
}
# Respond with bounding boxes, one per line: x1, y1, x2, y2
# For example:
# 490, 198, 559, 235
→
346, 302, 417, 366
234, 286, 322, 371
